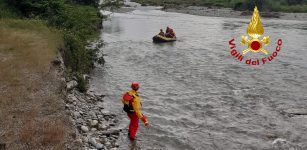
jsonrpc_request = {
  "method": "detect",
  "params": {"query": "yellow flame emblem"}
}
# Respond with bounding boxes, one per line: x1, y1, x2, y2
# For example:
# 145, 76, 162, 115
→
241, 7, 270, 55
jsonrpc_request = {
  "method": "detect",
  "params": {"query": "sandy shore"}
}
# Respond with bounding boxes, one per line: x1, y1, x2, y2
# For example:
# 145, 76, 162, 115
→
164, 6, 307, 21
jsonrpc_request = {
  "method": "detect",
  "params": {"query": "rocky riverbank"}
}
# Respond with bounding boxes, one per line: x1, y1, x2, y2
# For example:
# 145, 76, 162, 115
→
63, 42, 120, 149
64, 87, 120, 150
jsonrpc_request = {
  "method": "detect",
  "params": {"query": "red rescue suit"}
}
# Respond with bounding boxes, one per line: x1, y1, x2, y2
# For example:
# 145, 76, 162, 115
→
122, 90, 148, 140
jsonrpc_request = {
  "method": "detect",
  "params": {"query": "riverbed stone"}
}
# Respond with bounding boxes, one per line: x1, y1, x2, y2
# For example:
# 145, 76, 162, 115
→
97, 102, 104, 108
74, 111, 81, 118
67, 80, 78, 90
81, 125, 89, 132
64, 76, 120, 149
91, 120, 99, 127
83, 137, 89, 143
98, 124, 107, 130
89, 138, 104, 149
89, 111, 97, 118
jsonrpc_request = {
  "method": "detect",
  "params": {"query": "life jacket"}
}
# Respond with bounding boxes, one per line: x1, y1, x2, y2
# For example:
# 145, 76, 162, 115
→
166, 27, 170, 33
158, 31, 165, 36
122, 92, 134, 113
169, 29, 176, 37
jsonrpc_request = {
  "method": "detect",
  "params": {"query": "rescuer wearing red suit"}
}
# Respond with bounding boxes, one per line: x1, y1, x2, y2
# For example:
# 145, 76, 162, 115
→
165, 26, 176, 38
122, 82, 149, 140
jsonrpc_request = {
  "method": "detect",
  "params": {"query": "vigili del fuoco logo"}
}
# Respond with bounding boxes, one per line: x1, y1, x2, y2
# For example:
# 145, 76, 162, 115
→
228, 6, 283, 65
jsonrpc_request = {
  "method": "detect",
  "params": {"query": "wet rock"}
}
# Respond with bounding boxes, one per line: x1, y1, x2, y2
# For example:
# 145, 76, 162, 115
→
67, 80, 78, 90
81, 125, 89, 132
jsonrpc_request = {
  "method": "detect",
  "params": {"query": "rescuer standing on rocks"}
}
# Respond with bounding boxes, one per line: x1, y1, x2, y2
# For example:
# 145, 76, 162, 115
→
122, 82, 149, 140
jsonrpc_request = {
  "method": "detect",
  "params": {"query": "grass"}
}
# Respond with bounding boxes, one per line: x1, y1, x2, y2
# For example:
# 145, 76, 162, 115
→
0, 19, 76, 149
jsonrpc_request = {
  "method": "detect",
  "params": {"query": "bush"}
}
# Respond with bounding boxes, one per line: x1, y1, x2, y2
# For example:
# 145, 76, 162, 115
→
6, 0, 65, 17
0, 0, 21, 18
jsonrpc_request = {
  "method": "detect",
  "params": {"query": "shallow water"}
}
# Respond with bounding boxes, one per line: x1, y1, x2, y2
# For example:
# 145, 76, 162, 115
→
90, 6, 307, 150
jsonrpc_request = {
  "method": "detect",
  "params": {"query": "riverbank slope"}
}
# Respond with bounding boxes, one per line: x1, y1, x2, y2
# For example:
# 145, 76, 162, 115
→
0, 19, 79, 149
0, 0, 105, 149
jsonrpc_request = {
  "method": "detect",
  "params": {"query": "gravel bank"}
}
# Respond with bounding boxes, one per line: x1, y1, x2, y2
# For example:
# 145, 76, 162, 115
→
64, 84, 121, 150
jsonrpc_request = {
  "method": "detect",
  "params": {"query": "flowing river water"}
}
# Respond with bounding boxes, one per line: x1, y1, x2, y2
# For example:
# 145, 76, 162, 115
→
89, 5, 307, 150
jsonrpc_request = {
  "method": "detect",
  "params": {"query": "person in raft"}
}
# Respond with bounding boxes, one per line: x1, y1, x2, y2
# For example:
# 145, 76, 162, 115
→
158, 29, 165, 36
122, 82, 149, 140
165, 26, 176, 38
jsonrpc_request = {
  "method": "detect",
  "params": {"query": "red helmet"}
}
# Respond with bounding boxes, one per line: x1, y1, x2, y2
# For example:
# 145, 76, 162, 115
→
131, 82, 140, 90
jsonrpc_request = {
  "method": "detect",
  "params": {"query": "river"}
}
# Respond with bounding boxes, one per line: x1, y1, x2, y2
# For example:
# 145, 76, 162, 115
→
89, 5, 307, 150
